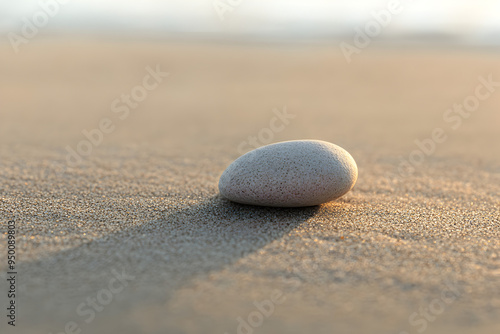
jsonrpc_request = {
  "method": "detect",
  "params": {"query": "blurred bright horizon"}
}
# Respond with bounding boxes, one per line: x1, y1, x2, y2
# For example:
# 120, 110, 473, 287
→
2, 0, 500, 45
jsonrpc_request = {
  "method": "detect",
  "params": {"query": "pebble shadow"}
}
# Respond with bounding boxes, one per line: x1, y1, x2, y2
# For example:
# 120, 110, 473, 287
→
17, 195, 320, 315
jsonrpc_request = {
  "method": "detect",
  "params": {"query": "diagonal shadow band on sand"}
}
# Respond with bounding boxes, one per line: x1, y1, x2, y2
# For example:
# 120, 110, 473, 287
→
13, 195, 333, 327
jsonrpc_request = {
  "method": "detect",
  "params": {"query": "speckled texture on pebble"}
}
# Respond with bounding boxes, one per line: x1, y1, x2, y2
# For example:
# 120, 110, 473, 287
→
219, 140, 358, 207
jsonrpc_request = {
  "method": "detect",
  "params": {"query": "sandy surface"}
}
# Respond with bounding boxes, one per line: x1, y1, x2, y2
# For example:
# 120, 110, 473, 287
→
0, 38, 499, 334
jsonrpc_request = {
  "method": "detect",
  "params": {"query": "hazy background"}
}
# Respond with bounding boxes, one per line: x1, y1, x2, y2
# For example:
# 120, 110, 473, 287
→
2, 0, 500, 45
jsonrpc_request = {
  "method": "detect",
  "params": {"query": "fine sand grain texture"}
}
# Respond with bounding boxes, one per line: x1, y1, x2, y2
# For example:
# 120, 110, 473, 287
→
0, 39, 499, 334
